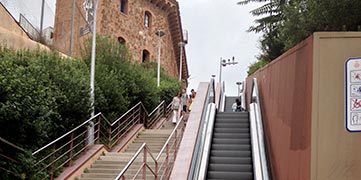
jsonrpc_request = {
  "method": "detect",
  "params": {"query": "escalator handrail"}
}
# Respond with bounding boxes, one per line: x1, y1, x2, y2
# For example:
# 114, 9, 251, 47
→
249, 77, 270, 180
187, 78, 216, 179
197, 103, 217, 180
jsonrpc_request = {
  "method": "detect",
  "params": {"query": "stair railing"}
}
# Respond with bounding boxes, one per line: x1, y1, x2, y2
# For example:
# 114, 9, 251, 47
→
115, 116, 185, 180
249, 77, 270, 180
25, 100, 170, 180
0, 137, 26, 179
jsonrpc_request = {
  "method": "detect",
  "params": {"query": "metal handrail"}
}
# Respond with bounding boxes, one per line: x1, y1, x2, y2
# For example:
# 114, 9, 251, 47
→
156, 115, 183, 160
25, 100, 170, 180
111, 102, 144, 126
197, 103, 217, 180
249, 77, 270, 180
114, 143, 157, 180
32, 112, 103, 155
0, 137, 26, 153
115, 116, 185, 180
149, 100, 165, 116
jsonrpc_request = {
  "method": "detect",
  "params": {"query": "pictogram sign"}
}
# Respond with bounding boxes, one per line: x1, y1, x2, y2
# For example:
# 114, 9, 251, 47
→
345, 58, 361, 132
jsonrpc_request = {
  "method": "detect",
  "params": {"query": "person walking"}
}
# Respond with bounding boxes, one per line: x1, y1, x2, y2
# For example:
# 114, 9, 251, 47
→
181, 88, 188, 114
172, 91, 182, 123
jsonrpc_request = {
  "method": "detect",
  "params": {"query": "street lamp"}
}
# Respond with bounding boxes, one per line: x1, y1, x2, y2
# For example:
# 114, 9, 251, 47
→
219, 56, 238, 84
178, 42, 186, 81
178, 30, 188, 82
236, 81, 242, 96
156, 30, 165, 87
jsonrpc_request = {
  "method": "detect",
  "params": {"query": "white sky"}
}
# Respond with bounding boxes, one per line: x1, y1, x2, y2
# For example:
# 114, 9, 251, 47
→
179, 0, 263, 96
1, 0, 263, 96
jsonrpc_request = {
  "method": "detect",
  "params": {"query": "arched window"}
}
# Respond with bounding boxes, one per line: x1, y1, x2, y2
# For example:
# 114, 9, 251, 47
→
118, 36, 126, 44
144, 11, 152, 28
120, 0, 128, 14
142, 50, 150, 63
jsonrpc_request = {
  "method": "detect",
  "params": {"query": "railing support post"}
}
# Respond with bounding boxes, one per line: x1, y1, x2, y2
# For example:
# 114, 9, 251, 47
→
97, 116, 101, 144
143, 147, 147, 180
117, 121, 121, 142
108, 127, 112, 148
155, 160, 158, 180
68, 132, 74, 167
50, 144, 56, 180
174, 129, 178, 161
165, 143, 169, 177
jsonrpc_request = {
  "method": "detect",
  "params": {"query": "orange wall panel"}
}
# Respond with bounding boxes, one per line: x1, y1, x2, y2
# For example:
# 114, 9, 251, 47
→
246, 36, 313, 180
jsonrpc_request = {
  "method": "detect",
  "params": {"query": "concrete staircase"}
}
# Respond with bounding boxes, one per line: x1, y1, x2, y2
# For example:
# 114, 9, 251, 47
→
206, 97, 253, 180
79, 120, 176, 180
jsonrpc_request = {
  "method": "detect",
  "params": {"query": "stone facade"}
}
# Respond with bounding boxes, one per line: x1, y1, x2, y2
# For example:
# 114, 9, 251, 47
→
53, 0, 188, 79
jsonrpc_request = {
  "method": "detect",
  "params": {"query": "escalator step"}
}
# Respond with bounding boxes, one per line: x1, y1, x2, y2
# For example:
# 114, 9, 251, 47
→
214, 123, 249, 128
209, 163, 253, 172
212, 138, 250, 144
213, 133, 250, 139
207, 171, 253, 180
214, 128, 250, 133
212, 144, 251, 151
209, 157, 252, 164
210, 150, 251, 157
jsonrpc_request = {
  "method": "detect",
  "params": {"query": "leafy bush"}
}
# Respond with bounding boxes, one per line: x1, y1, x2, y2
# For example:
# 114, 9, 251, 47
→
83, 36, 181, 120
0, 48, 91, 150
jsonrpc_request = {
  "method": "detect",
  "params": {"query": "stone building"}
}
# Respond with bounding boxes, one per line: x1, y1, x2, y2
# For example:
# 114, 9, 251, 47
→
53, 0, 188, 80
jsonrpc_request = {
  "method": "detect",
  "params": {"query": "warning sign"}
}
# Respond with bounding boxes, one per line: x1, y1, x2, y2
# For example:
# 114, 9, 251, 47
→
346, 58, 361, 132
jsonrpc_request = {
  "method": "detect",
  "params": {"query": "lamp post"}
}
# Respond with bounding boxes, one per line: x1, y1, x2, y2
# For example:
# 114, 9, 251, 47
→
90, 0, 98, 117
178, 42, 186, 81
156, 30, 165, 87
219, 56, 238, 84
236, 81, 242, 96
87, 0, 98, 146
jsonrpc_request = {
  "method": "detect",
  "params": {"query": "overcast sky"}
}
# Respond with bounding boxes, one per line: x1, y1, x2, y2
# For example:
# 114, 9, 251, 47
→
2, 0, 263, 96
179, 0, 262, 96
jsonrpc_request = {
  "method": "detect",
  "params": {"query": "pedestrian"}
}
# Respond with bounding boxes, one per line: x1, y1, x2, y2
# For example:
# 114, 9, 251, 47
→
181, 88, 188, 114
172, 91, 182, 123
232, 98, 243, 112
188, 93, 196, 112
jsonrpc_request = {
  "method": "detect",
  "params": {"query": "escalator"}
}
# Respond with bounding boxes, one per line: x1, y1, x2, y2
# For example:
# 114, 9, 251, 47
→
206, 97, 253, 180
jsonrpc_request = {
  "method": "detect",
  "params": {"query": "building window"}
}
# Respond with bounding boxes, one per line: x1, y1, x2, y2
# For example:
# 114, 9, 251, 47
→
142, 50, 150, 63
120, 0, 128, 14
118, 37, 126, 44
144, 11, 152, 28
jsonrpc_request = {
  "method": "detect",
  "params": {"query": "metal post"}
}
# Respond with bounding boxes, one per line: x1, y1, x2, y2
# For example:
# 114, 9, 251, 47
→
69, 0, 76, 56
156, 30, 165, 87
88, 0, 98, 146
174, 129, 177, 161
90, 0, 98, 117
165, 144, 169, 177
143, 148, 147, 179
68, 133, 74, 166
178, 42, 184, 81
39, 0, 45, 42
157, 33, 161, 87
97, 116, 101, 144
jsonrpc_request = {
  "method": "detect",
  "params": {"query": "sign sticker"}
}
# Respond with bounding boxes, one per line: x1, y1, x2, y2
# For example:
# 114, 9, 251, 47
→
345, 58, 361, 132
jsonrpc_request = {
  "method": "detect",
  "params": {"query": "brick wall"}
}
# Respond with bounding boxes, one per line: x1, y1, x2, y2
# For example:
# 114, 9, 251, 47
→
53, 0, 182, 77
